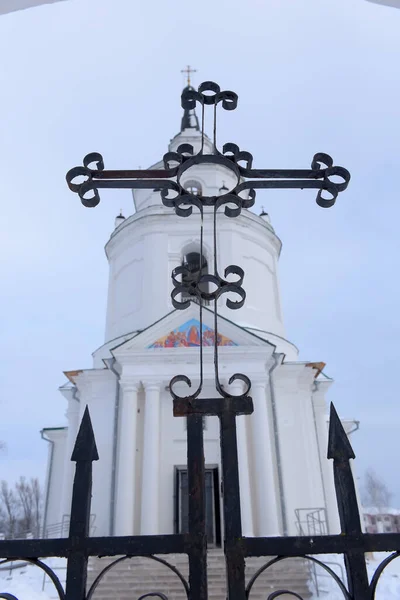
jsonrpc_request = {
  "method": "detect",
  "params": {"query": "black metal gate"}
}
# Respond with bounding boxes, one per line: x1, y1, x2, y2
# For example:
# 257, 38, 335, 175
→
1, 81, 399, 600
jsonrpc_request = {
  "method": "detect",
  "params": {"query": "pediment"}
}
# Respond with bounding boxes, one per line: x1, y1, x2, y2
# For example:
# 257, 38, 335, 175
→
110, 304, 275, 356
149, 318, 237, 348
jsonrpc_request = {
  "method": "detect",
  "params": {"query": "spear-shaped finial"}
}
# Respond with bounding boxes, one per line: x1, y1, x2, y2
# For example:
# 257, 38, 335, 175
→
327, 402, 359, 534
71, 405, 99, 463
65, 406, 98, 600
327, 402, 369, 598
327, 402, 355, 462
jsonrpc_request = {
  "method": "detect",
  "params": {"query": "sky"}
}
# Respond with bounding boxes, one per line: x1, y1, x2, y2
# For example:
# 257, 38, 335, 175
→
0, 0, 399, 508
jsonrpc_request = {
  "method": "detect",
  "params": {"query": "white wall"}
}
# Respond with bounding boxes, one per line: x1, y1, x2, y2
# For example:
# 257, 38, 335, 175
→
312, 381, 341, 534
104, 206, 287, 348
273, 364, 328, 535
73, 369, 116, 536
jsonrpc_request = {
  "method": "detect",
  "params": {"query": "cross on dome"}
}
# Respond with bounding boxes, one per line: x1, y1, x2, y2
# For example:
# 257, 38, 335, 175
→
180, 65, 200, 132
181, 65, 197, 87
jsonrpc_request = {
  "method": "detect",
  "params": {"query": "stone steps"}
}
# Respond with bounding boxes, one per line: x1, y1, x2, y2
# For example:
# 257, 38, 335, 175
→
88, 550, 313, 599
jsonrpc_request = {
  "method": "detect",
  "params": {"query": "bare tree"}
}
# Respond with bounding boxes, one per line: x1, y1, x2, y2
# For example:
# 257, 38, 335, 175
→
0, 504, 8, 536
15, 477, 42, 537
16, 477, 33, 534
0, 478, 42, 538
362, 468, 392, 510
31, 478, 41, 537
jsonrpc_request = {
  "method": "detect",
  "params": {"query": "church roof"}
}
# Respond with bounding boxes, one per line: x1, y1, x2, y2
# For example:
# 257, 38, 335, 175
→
180, 85, 200, 132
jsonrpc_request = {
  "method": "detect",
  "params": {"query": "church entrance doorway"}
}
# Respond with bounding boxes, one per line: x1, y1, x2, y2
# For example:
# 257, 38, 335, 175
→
175, 466, 221, 547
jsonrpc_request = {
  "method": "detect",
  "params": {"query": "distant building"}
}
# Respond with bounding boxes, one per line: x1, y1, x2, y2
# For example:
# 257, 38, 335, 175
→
364, 508, 400, 533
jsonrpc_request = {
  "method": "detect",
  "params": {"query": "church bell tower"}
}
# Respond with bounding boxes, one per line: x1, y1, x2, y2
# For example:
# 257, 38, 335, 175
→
101, 85, 298, 366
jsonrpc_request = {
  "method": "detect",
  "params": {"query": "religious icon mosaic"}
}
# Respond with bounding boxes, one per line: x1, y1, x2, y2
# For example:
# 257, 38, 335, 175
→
148, 319, 237, 348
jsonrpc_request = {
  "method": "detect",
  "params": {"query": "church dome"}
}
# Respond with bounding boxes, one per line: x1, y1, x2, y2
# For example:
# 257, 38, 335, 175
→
180, 85, 200, 132
132, 86, 214, 213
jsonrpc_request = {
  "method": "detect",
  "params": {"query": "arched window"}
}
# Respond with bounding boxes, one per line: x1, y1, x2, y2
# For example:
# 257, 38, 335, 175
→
181, 251, 209, 303
184, 180, 202, 196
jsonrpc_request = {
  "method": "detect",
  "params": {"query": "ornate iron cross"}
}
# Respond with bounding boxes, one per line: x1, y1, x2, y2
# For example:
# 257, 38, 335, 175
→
66, 81, 350, 212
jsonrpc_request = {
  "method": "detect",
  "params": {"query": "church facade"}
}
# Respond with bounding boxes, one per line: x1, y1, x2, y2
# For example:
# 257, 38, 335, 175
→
41, 89, 353, 543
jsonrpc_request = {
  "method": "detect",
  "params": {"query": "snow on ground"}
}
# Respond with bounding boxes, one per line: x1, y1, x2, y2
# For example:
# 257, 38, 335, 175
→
0, 558, 66, 600
310, 552, 400, 599
0, 580, 51, 600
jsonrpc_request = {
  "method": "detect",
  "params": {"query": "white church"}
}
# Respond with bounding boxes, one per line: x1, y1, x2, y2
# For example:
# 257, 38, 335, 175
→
41, 85, 354, 545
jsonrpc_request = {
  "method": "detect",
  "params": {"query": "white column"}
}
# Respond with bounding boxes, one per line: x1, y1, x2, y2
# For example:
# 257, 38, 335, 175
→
140, 382, 161, 535
251, 380, 280, 536
114, 382, 138, 536
231, 381, 254, 536
60, 392, 80, 532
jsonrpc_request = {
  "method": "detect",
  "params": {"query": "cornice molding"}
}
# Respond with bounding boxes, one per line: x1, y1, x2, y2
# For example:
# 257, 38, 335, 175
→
105, 206, 282, 259
273, 362, 317, 391
114, 345, 274, 366
73, 369, 114, 395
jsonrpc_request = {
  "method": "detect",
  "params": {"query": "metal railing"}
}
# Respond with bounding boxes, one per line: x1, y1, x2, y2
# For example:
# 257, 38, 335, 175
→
295, 507, 328, 537
294, 507, 345, 597
44, 514, 97, 539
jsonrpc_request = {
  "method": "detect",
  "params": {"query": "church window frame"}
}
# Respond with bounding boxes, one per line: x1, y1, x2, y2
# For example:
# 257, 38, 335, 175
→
183, 179, 202, 196
180, 247, 210, 305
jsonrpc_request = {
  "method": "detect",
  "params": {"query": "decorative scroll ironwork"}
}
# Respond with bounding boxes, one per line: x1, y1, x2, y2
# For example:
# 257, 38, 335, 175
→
86, 555, 190, 600
3, 80, 400, 600
66, 82, 350, 211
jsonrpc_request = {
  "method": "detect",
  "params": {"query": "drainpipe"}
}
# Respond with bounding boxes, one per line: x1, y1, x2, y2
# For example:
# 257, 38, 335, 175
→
40, 430, 54, 538
71, 385, 79, 406
104, 357, 121, 536
268, 353, 288, 535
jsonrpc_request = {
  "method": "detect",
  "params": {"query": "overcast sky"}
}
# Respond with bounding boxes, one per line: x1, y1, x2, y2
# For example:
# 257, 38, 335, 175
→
0, 0, 399, 506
